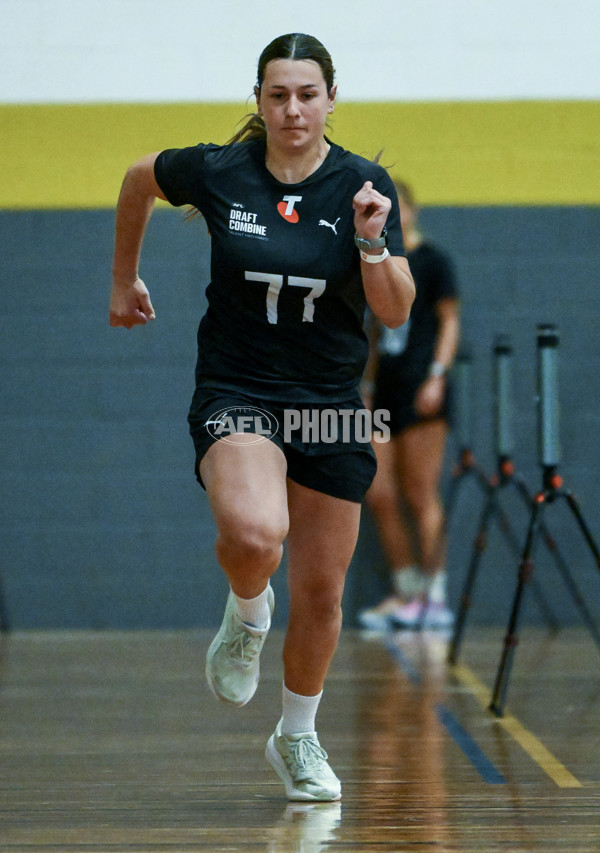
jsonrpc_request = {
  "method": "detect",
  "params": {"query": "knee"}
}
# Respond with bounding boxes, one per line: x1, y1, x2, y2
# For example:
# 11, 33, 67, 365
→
403, 485, 442, 521
292, 578, 344, 624
217, 512, 288, 569
366, 481, 396, 516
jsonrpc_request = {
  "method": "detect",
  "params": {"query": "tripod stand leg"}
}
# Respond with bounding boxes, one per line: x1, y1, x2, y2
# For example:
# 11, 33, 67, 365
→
513, 475, 589, 634
546, 490, 600, 650
443, 466, 465, 527
448, 486, 497, 665
443, 452, 489, 527
541, 504, 600, 649
489, 499, 543, 717
564, 491, 600, 565
493, 488, 561, 632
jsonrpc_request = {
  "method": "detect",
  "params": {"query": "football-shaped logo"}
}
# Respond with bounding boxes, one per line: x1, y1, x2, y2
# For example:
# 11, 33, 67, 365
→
277, 201, 299, 222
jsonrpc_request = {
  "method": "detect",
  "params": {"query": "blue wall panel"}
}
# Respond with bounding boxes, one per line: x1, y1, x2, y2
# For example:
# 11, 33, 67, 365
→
1, 207, 599, 629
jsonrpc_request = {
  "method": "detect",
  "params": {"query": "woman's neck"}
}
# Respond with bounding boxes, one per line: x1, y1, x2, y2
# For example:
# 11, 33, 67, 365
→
265, 139, 330, 184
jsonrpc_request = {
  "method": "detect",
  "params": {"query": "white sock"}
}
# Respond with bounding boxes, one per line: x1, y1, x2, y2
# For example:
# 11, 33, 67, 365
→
392, 566, 427, 600
232, 585, 271, 629
427, 571, 447, 605
280, 683, 323, 735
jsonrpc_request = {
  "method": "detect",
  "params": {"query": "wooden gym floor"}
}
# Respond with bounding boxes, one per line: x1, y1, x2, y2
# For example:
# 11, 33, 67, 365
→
0, 626, 599, 852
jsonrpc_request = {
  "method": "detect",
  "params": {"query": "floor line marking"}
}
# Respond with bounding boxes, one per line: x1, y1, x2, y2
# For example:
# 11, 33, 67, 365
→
385, 639, 506, 783
436, 703, 507, 784
452, 662, 582, 788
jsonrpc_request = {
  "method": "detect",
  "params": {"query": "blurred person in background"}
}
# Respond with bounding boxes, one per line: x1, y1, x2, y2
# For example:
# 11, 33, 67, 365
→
358, 180, 460, 631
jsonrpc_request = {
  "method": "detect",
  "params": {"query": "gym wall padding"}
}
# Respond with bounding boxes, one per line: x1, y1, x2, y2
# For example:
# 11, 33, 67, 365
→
3, 2, 599, 629
1, 200, 599, 628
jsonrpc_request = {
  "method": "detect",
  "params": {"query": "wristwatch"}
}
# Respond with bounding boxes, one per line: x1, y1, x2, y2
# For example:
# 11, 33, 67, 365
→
354, 228, 388, 253
429, 361, 447, 378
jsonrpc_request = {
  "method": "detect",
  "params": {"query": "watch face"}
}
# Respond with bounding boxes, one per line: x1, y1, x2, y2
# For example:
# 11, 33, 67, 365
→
354, 230, 387, 250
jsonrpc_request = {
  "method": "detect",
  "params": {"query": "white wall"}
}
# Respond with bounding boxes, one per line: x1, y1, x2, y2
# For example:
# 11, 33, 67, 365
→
2, 0, 599, 103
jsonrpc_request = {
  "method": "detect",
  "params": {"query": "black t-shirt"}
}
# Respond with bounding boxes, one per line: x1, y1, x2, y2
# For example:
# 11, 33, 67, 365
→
377, 241, 457, 369
154, 138, 405, 403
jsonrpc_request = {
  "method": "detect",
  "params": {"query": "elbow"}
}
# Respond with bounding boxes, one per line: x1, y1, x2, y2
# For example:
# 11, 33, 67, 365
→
369, 276, 415, 328
125, 159, 147, 185
382, 293, 415, 329
382, 309, 411, 330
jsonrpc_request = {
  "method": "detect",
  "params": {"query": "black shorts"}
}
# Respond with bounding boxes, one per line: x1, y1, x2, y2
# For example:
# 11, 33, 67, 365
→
187, 383, 378, 504
373, 355, 452, 436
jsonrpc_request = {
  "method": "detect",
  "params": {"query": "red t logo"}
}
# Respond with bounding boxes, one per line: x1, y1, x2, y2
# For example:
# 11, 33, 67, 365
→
277, 195, 302, 223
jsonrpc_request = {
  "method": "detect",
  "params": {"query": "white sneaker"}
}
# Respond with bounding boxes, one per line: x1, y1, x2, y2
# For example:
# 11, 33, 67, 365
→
266, 721, 342, 801
267, 801, 342, 851
205, 585, 274, 707
357, 595, 404, 631
391, 598, 455, 631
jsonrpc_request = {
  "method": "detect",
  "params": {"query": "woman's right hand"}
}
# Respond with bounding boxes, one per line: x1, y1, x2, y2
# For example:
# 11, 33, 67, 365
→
109, 277, 156, 329
414, 375, 445, 417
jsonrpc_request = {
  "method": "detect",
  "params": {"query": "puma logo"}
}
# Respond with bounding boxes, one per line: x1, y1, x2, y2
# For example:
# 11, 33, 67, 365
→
318, 217, 340, 235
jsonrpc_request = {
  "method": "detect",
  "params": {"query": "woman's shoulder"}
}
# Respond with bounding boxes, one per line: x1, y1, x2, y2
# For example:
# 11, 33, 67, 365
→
331, 143, 390, 180
155, 139, 263, 205
160, 139, 262, 169
189, 139, 261, 165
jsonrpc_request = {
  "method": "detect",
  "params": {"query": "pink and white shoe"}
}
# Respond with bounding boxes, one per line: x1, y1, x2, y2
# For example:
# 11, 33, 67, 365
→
357, 596, 405, 631
391, 599, 455, 631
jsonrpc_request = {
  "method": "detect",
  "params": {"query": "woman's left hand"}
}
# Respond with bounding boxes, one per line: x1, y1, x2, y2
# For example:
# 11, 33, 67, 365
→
353, 181, 391, 240
414, 375, 445, 417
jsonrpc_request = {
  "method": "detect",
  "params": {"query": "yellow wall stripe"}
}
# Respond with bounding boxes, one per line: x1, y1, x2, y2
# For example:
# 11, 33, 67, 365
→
452, 663, 582, 788
1, 101, 598, 208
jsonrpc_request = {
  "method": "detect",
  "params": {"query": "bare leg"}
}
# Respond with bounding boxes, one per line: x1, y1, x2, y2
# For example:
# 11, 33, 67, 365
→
201, 435, 290, 708
200, 435, 289, 597
365, 437, 415, 570
395, 419, 448, 576
266, 482, 352, 802
283, 481, 362, 696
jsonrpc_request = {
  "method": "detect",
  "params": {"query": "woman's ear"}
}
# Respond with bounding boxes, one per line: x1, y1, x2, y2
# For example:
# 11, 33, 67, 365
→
328, 84, 337, 113
254, 85, 262, 115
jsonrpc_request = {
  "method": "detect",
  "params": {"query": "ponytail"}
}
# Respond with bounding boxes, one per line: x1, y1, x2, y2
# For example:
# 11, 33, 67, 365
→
226, 112, 267, 145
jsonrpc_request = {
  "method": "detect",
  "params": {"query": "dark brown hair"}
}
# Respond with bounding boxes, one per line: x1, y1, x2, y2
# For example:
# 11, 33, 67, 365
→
228, 33, 335, 144
187, 35, 335, 219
